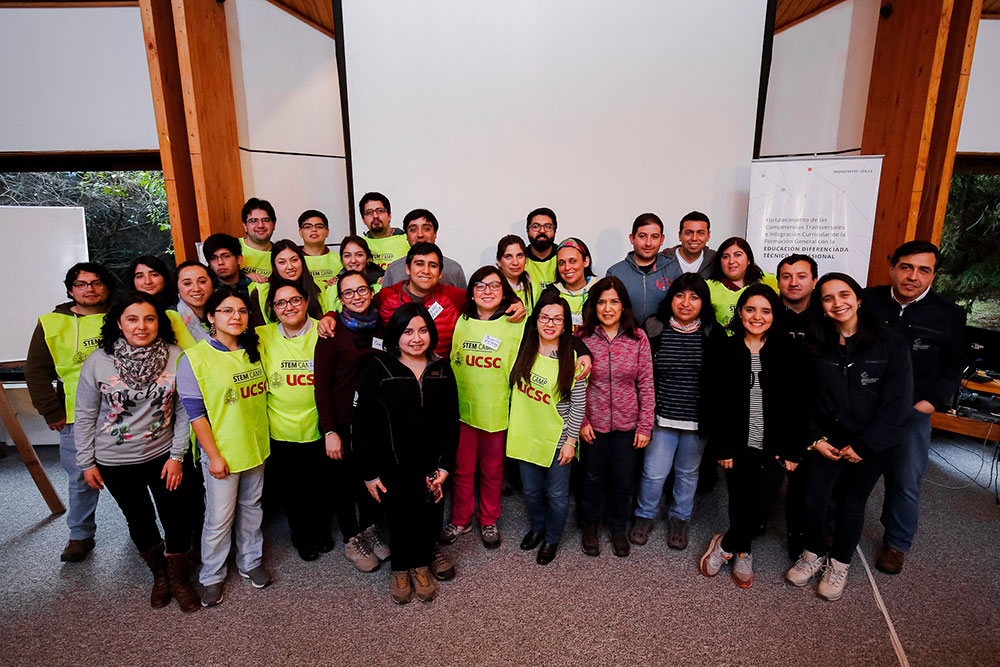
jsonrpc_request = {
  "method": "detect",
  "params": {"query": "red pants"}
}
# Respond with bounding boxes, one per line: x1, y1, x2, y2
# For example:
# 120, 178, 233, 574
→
449, 423, 506, 526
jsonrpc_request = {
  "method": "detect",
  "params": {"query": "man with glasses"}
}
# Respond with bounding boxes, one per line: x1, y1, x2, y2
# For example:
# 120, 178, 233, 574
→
203, 233, 253, 299
298, 209, 342, 287
358, 192, 410, 269
382, 209, 468, 289
524, 207, 560, 290
26, 262, 113, 562
240, 197, 277, 281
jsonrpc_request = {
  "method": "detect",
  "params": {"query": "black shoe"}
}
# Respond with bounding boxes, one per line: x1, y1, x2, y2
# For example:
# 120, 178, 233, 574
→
611, 534, 631, 558
536, 542, 558, 565
316, 535, 335, 553
60, 537, 96, 563
295, 543, 319, 562
581, 523, 600, 557
520, 530, 545, 551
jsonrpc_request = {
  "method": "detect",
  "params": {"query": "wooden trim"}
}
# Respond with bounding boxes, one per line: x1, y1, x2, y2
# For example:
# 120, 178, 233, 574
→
261, 0, 334, 39
0, 150, 160, 172
980, 12, 1000, 18
931, 411, 1000, 441
775, 0, 848, 33
0, 2, 137, 7
954, 152, 1000, 174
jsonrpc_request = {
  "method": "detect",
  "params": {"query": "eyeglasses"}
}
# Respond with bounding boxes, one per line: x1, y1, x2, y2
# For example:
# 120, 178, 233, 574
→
246, 217, 273, 224
300, 223, 327, 230
363, 207, 387, 217
340, 285, 371, 300
528, 223, 555, 232
474, 281, 502, 293
537, 314, 564, 325
273, 296, 305, 310
215, 307, 249, 316
209, 252, 235, 263
72, 279, 105, 289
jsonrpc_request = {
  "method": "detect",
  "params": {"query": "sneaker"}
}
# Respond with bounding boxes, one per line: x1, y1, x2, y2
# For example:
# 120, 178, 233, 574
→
439, 522, 472, 545
629, 518, 654, 546
481, 524, 501, 549
430, 548, 456, 581
699, 534, 732, 577
390, 571, 413, 604
344, 534, 380, 572
60, 537, 96, 563
409, 566, 438, 602
201, 582, 224, 607
363, 525, 390, 561
732, 552, 754, 588
875, 545, 905, 575
818, 558, 850, 601
786, 550, 824, 587
666, 517, 689, 550
238, 565, 272, 589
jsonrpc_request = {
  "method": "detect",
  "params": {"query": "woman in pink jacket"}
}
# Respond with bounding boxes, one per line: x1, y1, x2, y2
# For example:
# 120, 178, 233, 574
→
577, 276, 655, 557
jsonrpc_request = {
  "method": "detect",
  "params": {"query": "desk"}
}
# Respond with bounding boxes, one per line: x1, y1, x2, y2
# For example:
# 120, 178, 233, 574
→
931, 378, 1000, 442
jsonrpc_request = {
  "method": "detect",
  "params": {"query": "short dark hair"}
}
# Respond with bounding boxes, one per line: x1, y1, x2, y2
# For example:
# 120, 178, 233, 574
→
202, 233, 242, 261
406, 242, 443, 267
526, 207, 558, 230
891, 240, 940, 270
242, 197, 276, 223
384, 302, 438, 359
100, 290, 176, 354
359, 192, 391, 216
297, 209, 328, 228
403, 208, 439, 232
679, 211, 711, 233
657, 272, 715, 332
64, 262, 115, 298
128, 255, 178, 308
777, 253, 818, 279
710, 236, 764, 284
729, 283, 782, 338
579, 276, 639, 339
462, 265, 517, 319
205, 287, 261, 363
632, 213, 663, 235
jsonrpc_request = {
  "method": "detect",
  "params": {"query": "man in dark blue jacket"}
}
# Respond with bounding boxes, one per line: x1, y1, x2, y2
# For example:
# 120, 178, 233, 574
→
607, 213, 681, 325
865, 240, 965, 574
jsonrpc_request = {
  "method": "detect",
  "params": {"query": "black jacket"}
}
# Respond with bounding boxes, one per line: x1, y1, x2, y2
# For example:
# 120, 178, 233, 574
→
864, 285, 965, 410
352, 352, 460, 482
708, 334, 814, 463
810, 328, 913, 459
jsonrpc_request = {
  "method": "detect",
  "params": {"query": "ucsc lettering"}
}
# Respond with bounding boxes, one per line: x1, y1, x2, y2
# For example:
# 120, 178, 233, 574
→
516, 380, 552, 404
286, 373, 315, 386
465, 355, 502, 369
239, 381, 267, 399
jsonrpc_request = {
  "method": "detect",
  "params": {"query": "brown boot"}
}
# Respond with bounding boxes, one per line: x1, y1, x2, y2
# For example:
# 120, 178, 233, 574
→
390, 570, 413, 604
875, 545, 905, 575
409, 566, 438, 602
139, 542, 171, 608
165, 552, 202, 613
581, 523, 600, 557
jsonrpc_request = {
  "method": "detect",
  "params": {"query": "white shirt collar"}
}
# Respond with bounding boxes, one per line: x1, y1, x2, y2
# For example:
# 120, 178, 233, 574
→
891, 284, 931, 309
676, 251, 704, 274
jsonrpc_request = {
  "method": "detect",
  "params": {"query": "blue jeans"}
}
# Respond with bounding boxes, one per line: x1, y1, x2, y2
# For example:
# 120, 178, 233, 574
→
519, 449, 573, 544
59, 424, 100, 540
199, 459, 265, 586
880, 408, 932, 552
635, 426, 706, 521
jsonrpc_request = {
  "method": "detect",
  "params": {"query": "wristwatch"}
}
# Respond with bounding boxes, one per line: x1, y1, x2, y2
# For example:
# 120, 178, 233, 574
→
807, 437, 827, 451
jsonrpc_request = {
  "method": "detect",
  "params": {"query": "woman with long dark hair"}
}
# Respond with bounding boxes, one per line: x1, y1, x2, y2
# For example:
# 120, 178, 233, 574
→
171, 260, 213, 350
507, 291, 588, 565
353, 303, 459, 604
130, 255, 178, 309
74, 291, 200, 612
786, 273, 912, 601
249, 239, 327, 327
699, 283, 812, 587
176, 287, 271, 606
542, 237, 598, 330
705, 237, 778, 330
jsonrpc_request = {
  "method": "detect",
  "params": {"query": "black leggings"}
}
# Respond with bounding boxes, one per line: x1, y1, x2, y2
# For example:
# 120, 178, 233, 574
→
382, 467, 439, 571
720, 448, 786, 554
99, 452, 190, 554
580, 430, 638, 535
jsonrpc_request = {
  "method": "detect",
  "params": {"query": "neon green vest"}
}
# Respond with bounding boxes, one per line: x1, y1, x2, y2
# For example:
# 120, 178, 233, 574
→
256, 321, 321, 443
39, 311, 105, 424
450, 316, 525, 432
506, 354, 571, 467
707, 273, 779, 333
525, 255, 557, 291
304, 252, 343, 287
184, 340, 270, 472
324, 281, 382, 314
240, 238, 272, 279
166, 310, 198, 350
512, 281, 539, 310
365, 233, 411, 270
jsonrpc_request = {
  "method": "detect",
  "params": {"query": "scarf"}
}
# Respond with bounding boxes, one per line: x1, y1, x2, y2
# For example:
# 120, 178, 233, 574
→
175, 300, 211, 344
669, 316, 701, 334
339, 307, 378, 332
113, 337, 169, 390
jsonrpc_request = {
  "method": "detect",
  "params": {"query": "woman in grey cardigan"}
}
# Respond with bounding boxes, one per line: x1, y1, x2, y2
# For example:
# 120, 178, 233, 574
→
74, 291, 200, 612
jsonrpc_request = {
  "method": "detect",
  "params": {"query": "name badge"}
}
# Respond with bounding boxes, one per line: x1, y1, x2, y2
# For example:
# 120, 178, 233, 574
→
482, 333, 502, 351
427, 301, 444, 320
572, 313, 583, 327
371, 337, 384, 351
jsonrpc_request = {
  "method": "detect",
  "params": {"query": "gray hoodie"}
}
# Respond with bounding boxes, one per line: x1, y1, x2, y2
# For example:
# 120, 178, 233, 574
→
661, 245, 716, 280
606, 252, 682, 325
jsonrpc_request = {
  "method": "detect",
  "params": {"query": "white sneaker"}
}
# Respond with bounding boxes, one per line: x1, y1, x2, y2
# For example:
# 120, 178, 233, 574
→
786, 550, 824, 587
699, 534, 732, 577
731, 552, 754, 588
817, 557, 850, 601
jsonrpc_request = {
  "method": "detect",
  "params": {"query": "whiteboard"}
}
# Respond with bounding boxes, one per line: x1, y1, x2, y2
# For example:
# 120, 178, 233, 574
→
0, 206, 89, 363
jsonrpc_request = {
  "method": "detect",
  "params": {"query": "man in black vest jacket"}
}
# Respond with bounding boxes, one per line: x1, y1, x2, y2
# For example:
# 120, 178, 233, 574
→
865, 240, 965, 574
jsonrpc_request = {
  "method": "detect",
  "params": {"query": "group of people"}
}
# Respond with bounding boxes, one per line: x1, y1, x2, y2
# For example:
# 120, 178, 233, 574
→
25, 193, 966, 609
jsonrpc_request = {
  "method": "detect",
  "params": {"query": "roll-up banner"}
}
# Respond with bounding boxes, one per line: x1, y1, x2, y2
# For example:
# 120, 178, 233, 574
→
745, 155, 883, 286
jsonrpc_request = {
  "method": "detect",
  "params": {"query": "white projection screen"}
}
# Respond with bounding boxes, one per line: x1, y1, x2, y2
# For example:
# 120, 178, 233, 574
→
341, 1, 768, 275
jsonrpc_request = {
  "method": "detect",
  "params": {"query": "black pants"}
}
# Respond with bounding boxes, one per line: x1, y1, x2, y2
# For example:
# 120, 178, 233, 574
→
382, 467, 439, 571
800, 447, 896, 563
784, 463, 805, 546
182, 449, 205, 547
580, 430, 638, 535
269, 439, 333, 549
720, 448, 787, 554
99, 452, 190, 554
336, 423, 381, 541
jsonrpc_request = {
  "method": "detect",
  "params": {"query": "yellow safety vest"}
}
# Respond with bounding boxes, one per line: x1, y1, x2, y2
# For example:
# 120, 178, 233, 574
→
256, 321, 321, 443
324, 281, 382, 314
365, 233, 411, 270
525, 255, 557, 291
707, 273, 779, 333
184, 340, 270, 473
166, 310, 199, 350
512, 281, 540, 310
450, 316, 525, 432
240, 238, 272, 279
506, 353, 576, 467
252, 281, 331, 323
304, 252, 343, 288
39, 311, 105, 424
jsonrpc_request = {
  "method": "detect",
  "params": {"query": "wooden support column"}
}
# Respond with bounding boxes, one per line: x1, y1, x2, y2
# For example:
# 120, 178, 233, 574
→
915, 0, 983, 245
861, 1, 954, 285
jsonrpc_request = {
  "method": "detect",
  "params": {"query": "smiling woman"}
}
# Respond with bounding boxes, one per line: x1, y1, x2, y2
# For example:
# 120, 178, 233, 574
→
706, 237, 779, 331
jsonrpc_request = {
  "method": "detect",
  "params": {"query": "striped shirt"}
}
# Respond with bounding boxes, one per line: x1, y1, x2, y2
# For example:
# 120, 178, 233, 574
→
748, 352, 764, 449
654, 328, 703, 430
547, 350, 588, 446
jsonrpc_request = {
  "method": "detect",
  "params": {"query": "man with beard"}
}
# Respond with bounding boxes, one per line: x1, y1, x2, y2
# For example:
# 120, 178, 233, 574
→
239, 197, 277, 281
606, 213, 681, 325
661, 211, 715, 279
359, 192, 410, 269
524, 207, 559, 291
